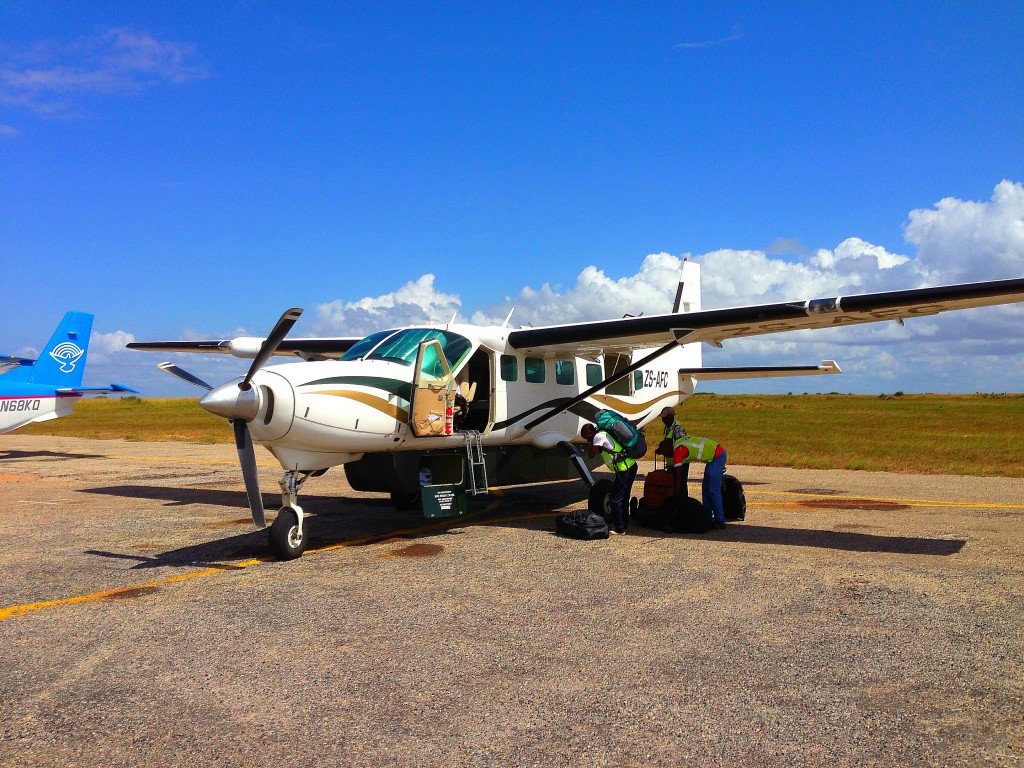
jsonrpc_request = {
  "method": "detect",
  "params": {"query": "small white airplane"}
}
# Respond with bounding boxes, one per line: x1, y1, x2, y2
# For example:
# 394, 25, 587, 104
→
128, 262, 1024, 559
1, 311, 138, 436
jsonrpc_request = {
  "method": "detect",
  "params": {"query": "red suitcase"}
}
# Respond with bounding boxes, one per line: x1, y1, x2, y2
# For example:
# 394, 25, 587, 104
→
643, 469, 676, 509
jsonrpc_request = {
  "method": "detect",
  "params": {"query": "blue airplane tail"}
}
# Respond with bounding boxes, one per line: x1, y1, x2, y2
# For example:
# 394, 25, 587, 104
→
27, 311, 95, 388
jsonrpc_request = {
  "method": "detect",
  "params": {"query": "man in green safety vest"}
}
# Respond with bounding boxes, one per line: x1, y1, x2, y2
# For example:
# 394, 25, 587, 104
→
581, 422, 638, 535
658, 429, 729, 528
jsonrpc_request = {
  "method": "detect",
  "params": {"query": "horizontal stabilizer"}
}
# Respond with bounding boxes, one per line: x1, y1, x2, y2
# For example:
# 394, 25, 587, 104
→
0, 356, 34, 375
680, 360, 841, 381
57, 384, 140, 395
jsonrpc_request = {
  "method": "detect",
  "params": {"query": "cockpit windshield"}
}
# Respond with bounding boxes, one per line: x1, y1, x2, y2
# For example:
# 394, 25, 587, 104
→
341, 328, 473, 369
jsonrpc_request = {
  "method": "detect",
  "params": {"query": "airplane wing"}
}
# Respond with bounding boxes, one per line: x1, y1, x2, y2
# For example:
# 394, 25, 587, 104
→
681, 361, 841, 380
56, 384, 140, 395
126, 337, 362, 361
506, 277, 1024, 356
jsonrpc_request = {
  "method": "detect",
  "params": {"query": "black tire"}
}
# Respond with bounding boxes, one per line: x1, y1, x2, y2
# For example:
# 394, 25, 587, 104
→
269, 507, 307, 560
588, 478, 613, 520
390, 489, 422, 511
722, 474, 746, 521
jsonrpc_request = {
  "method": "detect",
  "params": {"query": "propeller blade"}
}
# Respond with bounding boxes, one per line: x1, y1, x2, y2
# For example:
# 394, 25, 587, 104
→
240, 307, 303, 390
233, 419, 267, 528
157, 362, 213, 391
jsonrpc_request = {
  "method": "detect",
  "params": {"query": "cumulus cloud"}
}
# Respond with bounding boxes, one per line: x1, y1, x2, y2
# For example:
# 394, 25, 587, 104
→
294, 181, 1023, 394
905, 179, 1024, 281
0, 27, 208, 116
311, 274, 462, 336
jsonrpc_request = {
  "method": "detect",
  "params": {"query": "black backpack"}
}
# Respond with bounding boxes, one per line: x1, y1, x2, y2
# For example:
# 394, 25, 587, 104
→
555, 509, 610, 540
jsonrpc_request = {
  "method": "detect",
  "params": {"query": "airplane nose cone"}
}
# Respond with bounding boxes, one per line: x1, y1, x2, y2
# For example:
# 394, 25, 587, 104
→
199, 382, 260, 421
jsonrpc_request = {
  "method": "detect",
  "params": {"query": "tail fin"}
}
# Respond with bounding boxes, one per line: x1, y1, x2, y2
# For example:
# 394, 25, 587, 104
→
28, 312, 95, 388
672, 259, 702, 313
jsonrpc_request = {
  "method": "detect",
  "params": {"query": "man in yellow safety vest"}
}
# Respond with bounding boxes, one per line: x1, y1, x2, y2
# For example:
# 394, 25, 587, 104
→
581, 422, 638, 535
658, 429, 728, 528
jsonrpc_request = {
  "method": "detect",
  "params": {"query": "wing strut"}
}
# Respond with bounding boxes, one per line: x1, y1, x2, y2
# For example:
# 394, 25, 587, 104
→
522, 330, 694, 432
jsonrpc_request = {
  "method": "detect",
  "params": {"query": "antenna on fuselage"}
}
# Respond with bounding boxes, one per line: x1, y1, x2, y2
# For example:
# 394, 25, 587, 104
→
501, 307, 515, 328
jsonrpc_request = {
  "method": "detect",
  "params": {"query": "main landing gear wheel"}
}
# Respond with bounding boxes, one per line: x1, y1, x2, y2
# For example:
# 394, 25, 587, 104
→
269, 506, 307, 560
588, 478, 613, 520
390, 489, 422, 511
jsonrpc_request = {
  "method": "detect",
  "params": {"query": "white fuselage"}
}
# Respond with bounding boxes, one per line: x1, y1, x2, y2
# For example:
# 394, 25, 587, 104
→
0, 389, 74, 436
236, 323, 702, 471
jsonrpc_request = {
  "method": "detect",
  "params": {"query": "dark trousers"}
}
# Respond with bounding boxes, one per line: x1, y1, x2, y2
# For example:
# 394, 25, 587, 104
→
610, 462, 638, 533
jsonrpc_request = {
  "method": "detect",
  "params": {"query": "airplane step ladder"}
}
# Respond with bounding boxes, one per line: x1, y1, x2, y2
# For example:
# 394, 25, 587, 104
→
463, 431, 489, 496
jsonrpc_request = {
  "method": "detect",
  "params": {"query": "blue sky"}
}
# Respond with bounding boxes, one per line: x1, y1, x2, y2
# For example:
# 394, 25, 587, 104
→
1, 2, 1022, 397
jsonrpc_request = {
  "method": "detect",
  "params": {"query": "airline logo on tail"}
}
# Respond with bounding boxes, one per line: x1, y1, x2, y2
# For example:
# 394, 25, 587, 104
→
49, 342, 85, 373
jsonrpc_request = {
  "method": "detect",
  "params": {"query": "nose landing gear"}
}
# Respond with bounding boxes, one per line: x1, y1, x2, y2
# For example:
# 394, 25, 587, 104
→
268, 470, 314, 560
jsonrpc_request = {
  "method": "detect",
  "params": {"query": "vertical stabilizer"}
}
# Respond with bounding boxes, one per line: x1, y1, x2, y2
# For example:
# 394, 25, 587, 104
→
28, 312, 94, 388
672, 259, 702, 313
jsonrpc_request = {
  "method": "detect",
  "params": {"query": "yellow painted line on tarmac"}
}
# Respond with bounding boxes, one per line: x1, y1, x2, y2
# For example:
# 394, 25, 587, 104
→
0, 560, 269, 621
107, 454, 279, 468
0, 489, 511, 623
744, 489, 1024, 509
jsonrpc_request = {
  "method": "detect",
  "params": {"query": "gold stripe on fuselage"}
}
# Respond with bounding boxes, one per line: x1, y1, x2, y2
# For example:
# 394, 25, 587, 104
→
306, 389, 410, 422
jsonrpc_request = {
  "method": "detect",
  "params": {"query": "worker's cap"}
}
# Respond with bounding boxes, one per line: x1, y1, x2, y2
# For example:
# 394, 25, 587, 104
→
656, 439, 674, 457
659, 406, 675, 418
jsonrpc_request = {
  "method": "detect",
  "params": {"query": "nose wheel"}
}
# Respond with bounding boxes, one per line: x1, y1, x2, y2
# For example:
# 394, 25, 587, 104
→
269, 505, 306, 560
268, 470, 313, 560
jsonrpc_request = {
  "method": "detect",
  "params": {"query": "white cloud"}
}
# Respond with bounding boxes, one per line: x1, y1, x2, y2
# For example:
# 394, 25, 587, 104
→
0, 27, 208, 116
311, 274, 462, 336
905, 179, 1024, 281
132, 181, 1024, 395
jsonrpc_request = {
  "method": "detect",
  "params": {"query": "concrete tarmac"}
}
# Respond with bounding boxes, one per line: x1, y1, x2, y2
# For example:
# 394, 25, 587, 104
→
1, 434, 1022, 768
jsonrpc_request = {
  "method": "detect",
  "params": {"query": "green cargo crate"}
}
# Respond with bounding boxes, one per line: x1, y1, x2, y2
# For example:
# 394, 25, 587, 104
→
421, 484, 468, 518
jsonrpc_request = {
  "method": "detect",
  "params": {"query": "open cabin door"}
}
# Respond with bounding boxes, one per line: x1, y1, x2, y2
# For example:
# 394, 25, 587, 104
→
410, 339, 455, 437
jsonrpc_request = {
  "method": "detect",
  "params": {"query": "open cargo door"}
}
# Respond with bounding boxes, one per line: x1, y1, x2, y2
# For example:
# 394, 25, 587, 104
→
410, 339, 455, 437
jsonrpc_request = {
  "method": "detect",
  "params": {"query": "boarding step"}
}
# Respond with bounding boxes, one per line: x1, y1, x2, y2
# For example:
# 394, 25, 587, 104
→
463, 430, 489, 496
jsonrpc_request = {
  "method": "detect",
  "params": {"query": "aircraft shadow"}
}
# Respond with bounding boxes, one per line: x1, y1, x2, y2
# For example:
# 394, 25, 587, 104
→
80, 482, 965, 570
556, 523, 966, 556
1, 449, 106, 461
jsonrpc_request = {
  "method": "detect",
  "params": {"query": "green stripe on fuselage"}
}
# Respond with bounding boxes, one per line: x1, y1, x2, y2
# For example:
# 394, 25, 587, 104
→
299, 376, 412, 402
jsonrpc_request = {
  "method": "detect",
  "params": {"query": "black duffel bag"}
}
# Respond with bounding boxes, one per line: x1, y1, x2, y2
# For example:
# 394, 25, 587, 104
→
555, 509, 610, 540
632, 495, 713, 534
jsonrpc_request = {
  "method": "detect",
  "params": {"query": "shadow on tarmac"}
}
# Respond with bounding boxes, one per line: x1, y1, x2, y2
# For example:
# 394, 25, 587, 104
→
80, 481, 966, 570
1, 449, 106, 461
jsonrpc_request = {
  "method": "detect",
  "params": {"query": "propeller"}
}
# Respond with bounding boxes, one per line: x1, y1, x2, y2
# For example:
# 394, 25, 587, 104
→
240, 308, 302, 390
157, 362, 213, 391
156, 307, 304, 529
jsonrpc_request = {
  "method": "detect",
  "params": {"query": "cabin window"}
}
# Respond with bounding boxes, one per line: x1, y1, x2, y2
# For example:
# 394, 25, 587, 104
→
525, 357, 545, 383
586, 363, 602, 387
555, 359, 575, 385
634, 370, 644, 391
500, 355, 518, 382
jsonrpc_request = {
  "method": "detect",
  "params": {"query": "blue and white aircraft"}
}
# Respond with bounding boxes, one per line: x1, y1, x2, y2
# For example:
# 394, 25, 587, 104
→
1, 311, 137, 436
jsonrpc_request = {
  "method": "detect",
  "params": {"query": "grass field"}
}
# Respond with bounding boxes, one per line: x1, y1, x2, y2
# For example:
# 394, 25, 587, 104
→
16, 393, 1024, 478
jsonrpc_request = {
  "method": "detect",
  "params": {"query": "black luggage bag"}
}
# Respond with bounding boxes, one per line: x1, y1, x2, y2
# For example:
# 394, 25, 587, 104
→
555, 509, 610, 540
631, 495, 714, 534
